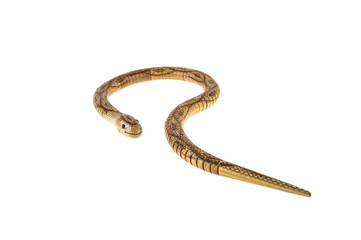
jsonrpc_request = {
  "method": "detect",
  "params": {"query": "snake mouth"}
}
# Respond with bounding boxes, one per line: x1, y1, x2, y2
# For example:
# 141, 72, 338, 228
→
125, 131, 141, 138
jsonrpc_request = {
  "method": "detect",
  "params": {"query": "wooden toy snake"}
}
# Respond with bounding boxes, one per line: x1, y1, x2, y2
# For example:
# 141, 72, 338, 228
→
93, 67, 311, 197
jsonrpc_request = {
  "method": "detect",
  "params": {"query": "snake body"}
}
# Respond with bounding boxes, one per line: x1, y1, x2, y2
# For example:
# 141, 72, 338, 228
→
93, 67, 311, 197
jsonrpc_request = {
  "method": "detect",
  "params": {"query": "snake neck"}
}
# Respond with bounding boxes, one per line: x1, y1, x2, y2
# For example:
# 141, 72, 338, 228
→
93, 67, 219, 124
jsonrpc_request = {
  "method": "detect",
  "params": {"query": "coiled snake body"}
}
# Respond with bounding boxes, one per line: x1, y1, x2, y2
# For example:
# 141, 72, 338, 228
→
93, 67, 311, 197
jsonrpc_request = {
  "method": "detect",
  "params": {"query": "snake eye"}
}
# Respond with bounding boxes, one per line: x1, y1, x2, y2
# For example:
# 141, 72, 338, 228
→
122, 124, 126, 129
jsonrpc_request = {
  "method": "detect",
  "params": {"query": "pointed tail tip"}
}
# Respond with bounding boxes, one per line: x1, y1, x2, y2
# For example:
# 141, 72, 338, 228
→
301, 190, 311, 198
218, 164, 311, 197
288, 186, 311, 197
291, 186, 311, 197
291, 188, 311, 197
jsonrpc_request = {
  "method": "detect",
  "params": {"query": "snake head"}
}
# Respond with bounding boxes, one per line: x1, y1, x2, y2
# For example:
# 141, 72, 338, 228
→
115, 114, 142, 138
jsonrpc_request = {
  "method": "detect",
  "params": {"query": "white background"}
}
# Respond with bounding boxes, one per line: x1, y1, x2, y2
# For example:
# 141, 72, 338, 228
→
1, 1, 360, 239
